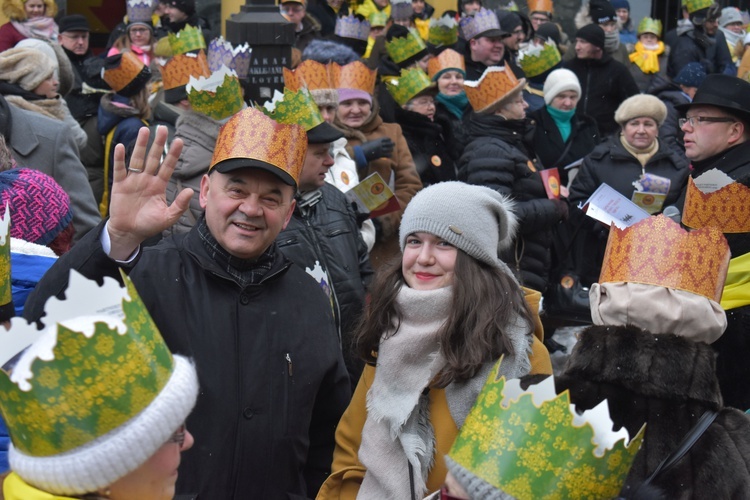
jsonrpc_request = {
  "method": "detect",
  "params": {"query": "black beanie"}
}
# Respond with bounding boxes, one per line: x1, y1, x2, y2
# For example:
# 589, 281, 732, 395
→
575, 23, 605, 49
497, 11, 521, 33
168, 0, 195, 16
589, 0, 616, 24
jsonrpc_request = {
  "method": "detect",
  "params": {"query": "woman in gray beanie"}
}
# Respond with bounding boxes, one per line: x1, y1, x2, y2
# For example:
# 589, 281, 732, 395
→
318, 181, 552, 500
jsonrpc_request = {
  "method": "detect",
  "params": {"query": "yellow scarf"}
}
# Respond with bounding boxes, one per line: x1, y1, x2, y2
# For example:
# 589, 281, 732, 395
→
629, 41, 665, 74
721, 252, 750, 310
2, 473, 80, 500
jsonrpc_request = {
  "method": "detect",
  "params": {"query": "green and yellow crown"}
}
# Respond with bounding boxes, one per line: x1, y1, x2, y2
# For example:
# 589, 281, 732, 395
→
0, 204, 11, 318
684, 0, 714, 14
428, 15, 459, 47
186, 65, 244, 121
261, 87, 323, 132
0, 271, 173, 457
637, 17, 663, 37
518, 40, 561, 78
449, 359, 645, 499
386, 68, 435, 106
386, 27, 427, 64
168, 25, 207, 56
368, 11, 388, 28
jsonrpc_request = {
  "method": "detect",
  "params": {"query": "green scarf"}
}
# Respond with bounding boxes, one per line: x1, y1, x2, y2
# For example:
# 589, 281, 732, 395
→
546, 105, 575, 143
436, 91, 469, 120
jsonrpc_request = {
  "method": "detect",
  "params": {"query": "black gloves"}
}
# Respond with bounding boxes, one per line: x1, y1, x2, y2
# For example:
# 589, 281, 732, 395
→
360, 137, 394, 162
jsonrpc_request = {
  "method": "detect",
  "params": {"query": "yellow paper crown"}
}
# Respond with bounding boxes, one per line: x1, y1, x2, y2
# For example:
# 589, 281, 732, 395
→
599, 214, 730, 302
209, 107, 307, 185
463, 66, 524, 113
283, 60, 334, 91
528, 0, 553, 14
427, 48, 465, 80
682, 176, 750, 233
518, 40, 561, 78
0, 205, 10, 318
428, 15, 459, 47
331, 60, 377, 94
186, 65, 244, 121
168, 25, 207, 55
386, 68, 435, 106
161, 50, 211, 91
685, 0, 714, 14
637, 17, 663, 37
386, 27, 427, 64
261, 88, 324, 132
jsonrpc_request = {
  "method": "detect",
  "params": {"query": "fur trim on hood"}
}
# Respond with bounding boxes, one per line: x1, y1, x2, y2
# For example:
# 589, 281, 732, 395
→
574, 1, 592, 30
302, 39, 360, 65
2, 0, 57, 21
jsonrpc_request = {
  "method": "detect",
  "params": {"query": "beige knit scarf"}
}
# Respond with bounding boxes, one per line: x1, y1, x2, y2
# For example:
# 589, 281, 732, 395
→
4, 95, 66, 121
620, 134, 659, 168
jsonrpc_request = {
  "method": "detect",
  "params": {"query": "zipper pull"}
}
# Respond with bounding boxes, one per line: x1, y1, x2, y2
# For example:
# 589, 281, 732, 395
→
286, 353, 293, 376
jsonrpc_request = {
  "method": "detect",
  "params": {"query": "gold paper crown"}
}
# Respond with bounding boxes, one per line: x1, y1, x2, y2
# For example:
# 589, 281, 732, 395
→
518, 40, 561, 78
599, 214, 730, 302
161, 50, 210, 91
283, 60, 334, 91
186, 65, 244, 121
209, 107, 307, 185
102, 51, 149, 96
168, 25, 207, 56
528, 0, 553, 14
368, 11, 388, 27
386, 27, 427, 64
685, 0, 714, 14
331, 61, 377, 94
386, 68, 435, 106
449, 360, 644, 499
428, 15, 459, 47
682, 176, 750, 234
637, 17, 663, 37
0, 205, 10, 316
427, 48, 465, 80
463, 66, 524, 113
261, 88, 324, 132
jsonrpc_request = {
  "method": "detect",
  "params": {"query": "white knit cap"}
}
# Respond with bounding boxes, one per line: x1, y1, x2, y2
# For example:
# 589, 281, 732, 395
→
542, 68, 581, 105
719, 7, 743, 27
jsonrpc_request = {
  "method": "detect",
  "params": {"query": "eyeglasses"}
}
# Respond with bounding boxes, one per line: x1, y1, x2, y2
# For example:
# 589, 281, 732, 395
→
129, 27, 150, 34
679, 116, 737, 128
167, 423, 187, 447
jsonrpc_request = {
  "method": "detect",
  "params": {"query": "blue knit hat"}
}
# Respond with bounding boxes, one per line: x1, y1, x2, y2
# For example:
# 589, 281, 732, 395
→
673, 62, 707, 88
611, 0, 630, 10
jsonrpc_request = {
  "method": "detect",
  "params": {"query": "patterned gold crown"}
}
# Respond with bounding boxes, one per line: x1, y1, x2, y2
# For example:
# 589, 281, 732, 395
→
386, 27, 427, 64
0, 271, 173, 457
464, 66, 525, 113
126, 0, 153, 24
207, 36, 252, 79
459, 7, 500, 40
599, 214, 730, 302
161, 50, 210, 91
0, 205, 10, 315
335, 14, 371, 41
209, 107, 307, 185
283, 60, 334, 91
186, 65, 244, 121
102, 51, 149, 97
528, 0, 553, 14
168, 25, 207, 56
331, 61, 377, 94
685, 0, 714, 14
261, 88, 324, 132
386, 68, 435, 106
427, 48, 464, 80
449, 359, 644, 499
682, 176, 750, 233
368, 11, 388, 27
637, 17, 663, 37
518, 40, 561, 78
428, 15, 459, 47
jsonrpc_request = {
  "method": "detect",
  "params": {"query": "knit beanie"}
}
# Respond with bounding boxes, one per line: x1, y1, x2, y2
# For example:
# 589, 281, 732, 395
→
338, 88, 372, 104
168, 0, 195, 15
497, 10, 521, 34
543, 68, 581, 105
719, 7, 743, 28
399, 181, 518, 274
444, 456, 506, 500
589, 0, 616, 24
575, 23, 605, 49
610, 0, 629, 10
534, 22, 561, 46
614, 94, 667, 127
672, 61, 707, 88
0, 47, 54, 92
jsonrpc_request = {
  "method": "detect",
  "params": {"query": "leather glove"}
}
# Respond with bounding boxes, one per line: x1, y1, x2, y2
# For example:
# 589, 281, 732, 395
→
550, 198, 569, 222
359, 137, 395, 162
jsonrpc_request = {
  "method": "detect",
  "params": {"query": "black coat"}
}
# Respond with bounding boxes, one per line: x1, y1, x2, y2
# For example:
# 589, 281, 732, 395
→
62, 47, 107, 121
564, 55, 639, 138
307, 1, 349, 37
649, 79, 690, 157
458, 113, 563, 292
395, 106, 458, 186
23, 220, 351, 500
434, 100, 471, 157
523, 325, 750, 498
667, 28, 735, 78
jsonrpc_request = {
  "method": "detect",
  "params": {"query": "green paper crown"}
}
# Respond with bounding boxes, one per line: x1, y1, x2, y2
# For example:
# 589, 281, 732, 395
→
449, 359, 645, 500
260, 87, 323, 132
428, 16, 459, 47
368, 11, 388, 27
0, 271, 173, 457
0, 205, 10, 312
187, 66, 244, 121
386, 68, 435, 106
637, 17, 663, 37
386, 28, 427, 64
168, 25, 207, 55
518, 41, 561, 78
684, 0, 714, 14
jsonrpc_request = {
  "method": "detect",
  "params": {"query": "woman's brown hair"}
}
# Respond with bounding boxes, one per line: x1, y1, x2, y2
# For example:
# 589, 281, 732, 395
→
355, 249, 535, 387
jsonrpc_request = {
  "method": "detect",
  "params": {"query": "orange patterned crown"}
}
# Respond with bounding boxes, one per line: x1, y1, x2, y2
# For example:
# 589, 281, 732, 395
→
528, 0, 553, 14
682, 176, 750, 233
102, 52, 151, 97
331, 61, 377, 95
463, 66, 525, 113
209, 107, 307, 186
283, 60, 334, 91
427, 48, 465, 80
161, 51, 210, 90
599, 215, 730, 302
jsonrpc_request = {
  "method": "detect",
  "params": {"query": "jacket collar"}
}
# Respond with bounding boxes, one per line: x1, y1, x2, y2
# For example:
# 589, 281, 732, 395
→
7, 105, 40, 157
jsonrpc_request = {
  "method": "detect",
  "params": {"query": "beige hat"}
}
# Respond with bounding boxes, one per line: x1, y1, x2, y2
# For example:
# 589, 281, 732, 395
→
0, 47, 54, 92
614, 94, 668, 127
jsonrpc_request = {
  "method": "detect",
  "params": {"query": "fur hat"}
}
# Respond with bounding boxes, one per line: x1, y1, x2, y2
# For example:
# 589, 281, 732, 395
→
543, 68, 581, 105
0, 47, 54, 92
399, 181, 518, 275
575, 23, 605, 49
15, 39, 74, 97
1, 0, 57, 21
302, 39, 360, 65
614, 94, 667, 127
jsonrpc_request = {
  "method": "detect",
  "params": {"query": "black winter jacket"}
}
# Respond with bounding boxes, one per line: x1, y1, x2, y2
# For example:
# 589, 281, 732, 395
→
395, 106, 458, 186
307, 1, 349, 37
564, 55, 639, 138
458, 113, 563, 292
649, 79, 690, 157
667, 28, 735, 78
62, 47, 106, 121
434, 100, 471, 156
24, 220, 351, 500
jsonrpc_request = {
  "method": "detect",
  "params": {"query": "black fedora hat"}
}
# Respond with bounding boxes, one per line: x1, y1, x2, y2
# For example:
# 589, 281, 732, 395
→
676, 73, 750, 125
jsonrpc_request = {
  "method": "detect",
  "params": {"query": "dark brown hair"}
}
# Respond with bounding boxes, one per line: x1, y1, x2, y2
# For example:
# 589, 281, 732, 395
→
355, 250, 535, 387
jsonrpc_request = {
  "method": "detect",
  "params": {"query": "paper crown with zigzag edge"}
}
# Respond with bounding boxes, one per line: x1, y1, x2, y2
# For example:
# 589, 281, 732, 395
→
283, 60, 334, 91
0, 205, 10, 321
528, 0, 553, 15
331, 60, 377, 94
186, 65, 244, 121
386, 27, 427, 64
161, 50, 210, 91
427, 48, 464, 80
207, 36, 252, 79
391, 0, 413, 20
448, 358, 644, 500
459, 7, 501, 40
261, 88, 324, 132
428, 15, 459, 47
368, 11, 388, 27
518, 39, 561, 78
684, 0, 714, 14
682, 171, 750, 234
637, 17, 663, 37
463, 66, 525, 113
102, 51, 150, 97
335, 14, 371, 41
599, 214, 730, 302
386, 68, 436, 106
126, 0, 153, 24
168, 25, 207, 56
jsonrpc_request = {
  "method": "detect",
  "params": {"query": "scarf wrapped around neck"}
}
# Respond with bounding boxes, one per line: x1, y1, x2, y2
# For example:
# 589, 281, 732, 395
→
11, 17, 58, 43
436, 91, 470, 120
629, 41, 665, 74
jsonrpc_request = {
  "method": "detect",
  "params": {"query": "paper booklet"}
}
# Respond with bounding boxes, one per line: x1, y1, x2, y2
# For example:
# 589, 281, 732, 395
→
581, 183, 650, 229
344, 172, 401, 219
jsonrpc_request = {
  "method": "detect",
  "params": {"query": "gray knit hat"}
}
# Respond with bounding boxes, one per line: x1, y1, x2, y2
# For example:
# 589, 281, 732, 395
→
444, 456, 510, 500
399, 181, 518, 274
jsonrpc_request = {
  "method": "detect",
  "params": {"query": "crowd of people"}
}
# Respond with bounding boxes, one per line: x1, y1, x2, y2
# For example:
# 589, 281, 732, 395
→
0, 0, 748, 498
